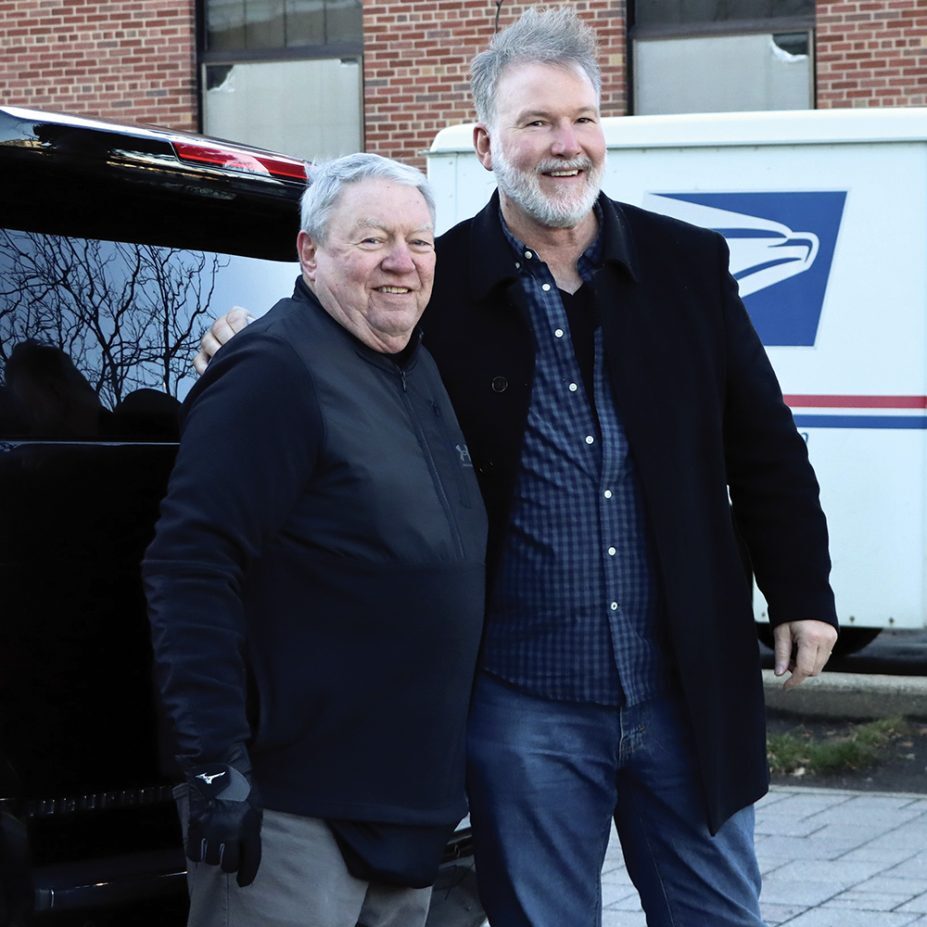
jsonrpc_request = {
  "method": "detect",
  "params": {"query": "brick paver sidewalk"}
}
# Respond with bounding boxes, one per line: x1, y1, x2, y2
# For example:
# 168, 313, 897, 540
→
600, 786, 927, 926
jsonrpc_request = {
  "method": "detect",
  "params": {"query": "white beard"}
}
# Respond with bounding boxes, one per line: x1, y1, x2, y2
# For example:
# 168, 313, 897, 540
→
493, 145, 604, 229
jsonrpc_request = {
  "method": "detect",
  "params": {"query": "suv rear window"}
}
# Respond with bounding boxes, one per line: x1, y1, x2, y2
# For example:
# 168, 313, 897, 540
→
0, 227, 295, 802
0, 229, 295, 439
0, 117, 302, 903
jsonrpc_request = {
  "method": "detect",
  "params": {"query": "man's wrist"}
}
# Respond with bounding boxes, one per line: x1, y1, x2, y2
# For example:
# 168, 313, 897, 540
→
186, 762, 252, 801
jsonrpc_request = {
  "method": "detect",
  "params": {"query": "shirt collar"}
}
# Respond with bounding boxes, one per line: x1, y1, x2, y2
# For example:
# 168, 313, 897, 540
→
495, 192, 638, 284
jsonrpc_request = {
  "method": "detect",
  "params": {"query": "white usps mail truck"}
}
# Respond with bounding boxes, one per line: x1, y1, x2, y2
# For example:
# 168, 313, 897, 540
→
427, 108, 927, 654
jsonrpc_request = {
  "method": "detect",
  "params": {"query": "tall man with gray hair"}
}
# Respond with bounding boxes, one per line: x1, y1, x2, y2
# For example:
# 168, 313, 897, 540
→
422, 6, 837, 926
144, 153, 487, 927
196, 7, 838, 926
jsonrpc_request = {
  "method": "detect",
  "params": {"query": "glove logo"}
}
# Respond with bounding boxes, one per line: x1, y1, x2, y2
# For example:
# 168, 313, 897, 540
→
196, 770, 227, 785
185, 759, 262, 887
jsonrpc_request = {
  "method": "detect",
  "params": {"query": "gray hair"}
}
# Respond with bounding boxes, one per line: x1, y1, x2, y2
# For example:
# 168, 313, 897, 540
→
470, 6, 601, 127
300, 153, 436, 241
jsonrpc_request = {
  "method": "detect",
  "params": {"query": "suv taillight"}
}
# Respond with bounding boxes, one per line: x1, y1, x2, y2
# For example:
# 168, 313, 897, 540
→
171, 141, 308, 182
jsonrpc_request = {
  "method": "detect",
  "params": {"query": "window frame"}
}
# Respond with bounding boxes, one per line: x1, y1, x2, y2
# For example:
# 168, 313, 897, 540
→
627, 2, 816, 115
197, 0, 363, 62
630, 15, 814, 40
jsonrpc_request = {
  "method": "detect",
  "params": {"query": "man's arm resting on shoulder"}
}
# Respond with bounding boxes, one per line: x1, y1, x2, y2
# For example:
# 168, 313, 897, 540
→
193, 306, 252, 373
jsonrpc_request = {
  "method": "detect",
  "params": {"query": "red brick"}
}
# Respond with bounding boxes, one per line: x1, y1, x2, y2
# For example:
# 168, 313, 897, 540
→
0, 0, 196, 130
5, 0, 925, 165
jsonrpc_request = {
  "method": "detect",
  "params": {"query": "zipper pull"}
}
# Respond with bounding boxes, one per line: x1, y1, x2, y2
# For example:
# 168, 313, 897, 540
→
400, 368, 407, 392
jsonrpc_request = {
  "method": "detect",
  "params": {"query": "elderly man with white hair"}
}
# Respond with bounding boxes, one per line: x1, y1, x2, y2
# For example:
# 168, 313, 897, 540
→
144, 153, 487, 927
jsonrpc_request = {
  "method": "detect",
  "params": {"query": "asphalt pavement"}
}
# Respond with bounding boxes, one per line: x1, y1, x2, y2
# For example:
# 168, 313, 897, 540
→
596, 644, 927, 925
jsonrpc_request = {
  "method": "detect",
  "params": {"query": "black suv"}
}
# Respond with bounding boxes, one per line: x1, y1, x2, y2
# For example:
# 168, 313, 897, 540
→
0, 106, 483, 927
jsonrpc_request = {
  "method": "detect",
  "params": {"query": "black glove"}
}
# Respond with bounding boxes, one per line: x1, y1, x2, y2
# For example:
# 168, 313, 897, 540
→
184, 750, 262, 887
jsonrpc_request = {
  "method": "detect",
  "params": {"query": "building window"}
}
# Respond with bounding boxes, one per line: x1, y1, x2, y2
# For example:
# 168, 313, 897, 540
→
633, 1, 813, 29
205, 0, 361, 53
200, 0, 363, 161
630, 1, 814, 115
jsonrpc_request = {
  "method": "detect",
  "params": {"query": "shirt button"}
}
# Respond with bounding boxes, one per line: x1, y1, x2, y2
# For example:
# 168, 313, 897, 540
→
524, 250, 533, 259
608, 546, 616, 556
491, 376, 508, 393
515, 261, 521, 269
542, 283, 551, 292
604, 489, 613, 499
585, 435, 595, 445
610, 602, 619, 611
554, 328, 564, 338
568, 383, 578, 392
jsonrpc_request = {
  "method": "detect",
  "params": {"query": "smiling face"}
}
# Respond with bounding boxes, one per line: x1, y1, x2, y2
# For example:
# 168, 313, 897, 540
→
297, 177, 436, 353
475, 60, 606, 232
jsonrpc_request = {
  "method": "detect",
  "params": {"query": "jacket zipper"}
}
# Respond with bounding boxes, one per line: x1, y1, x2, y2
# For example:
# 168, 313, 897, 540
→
395, 365, 466, 559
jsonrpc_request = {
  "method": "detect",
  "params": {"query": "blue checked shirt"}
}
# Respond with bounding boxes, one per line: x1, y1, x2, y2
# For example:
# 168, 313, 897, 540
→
482, 208, 674, 707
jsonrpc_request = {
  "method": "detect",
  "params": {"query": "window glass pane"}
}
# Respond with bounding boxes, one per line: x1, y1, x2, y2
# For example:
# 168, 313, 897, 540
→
204, 58, 363, 161
0, 230, 296, 438
207, 0, 361, 51
245, 0, 286, 49
634, 32, 812, 114
0, 228, 294, 802
207, 0, 246, 51
325, 0, 362, 45
634, 0, 813, 27
773, 31, 810, 56
286, 0, 325, 46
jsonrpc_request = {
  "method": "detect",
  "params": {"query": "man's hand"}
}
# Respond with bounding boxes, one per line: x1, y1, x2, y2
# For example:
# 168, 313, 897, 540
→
185, 752, 262, 886
193, 307, 253, 374
773, 619, 838, 690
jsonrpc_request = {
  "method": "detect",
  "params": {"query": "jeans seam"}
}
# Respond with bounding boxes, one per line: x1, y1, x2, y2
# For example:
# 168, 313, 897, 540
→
630, 802, 679, 927
589, 817, 614, 927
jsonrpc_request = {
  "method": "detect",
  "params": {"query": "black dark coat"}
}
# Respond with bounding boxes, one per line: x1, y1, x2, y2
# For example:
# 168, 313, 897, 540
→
145, 282, 487, 825
423, 193, 837, 833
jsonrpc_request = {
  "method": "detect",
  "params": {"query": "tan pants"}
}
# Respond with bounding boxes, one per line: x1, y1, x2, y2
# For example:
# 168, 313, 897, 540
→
175, 788, 432, 927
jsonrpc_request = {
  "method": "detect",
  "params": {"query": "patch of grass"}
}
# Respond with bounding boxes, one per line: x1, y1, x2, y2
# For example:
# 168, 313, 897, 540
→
767, 716, 911, 778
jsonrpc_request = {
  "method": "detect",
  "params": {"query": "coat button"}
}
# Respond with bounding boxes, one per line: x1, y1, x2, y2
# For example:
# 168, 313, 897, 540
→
491, 376, 508, 393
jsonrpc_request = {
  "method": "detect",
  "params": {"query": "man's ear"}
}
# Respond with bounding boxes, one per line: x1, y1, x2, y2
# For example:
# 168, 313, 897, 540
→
473, 123, 494, 172
297, 230, 318, 282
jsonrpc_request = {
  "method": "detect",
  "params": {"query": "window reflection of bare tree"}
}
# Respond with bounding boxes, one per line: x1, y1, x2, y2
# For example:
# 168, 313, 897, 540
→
3, 342, 182, 440
113, 387, 182, 441
0, 232, 204, 807
0, 230, 227, 406
5, 340, 114, 438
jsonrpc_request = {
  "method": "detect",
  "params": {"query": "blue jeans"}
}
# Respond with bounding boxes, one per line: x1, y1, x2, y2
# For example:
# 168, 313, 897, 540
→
467, 673, 764, 927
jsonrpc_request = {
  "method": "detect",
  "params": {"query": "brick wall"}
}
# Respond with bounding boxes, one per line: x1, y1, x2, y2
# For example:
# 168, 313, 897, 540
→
362, 0, 628, 168
4, 1, 926, 162
817, 0, 927, 108
0, 0, 198, 130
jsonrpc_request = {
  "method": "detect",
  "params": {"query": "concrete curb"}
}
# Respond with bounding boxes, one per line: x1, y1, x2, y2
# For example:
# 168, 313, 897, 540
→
763, 669, 927, 720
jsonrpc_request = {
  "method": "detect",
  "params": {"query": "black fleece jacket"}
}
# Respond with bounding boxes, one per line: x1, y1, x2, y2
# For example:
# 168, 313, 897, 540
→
144, 279, 487, 826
